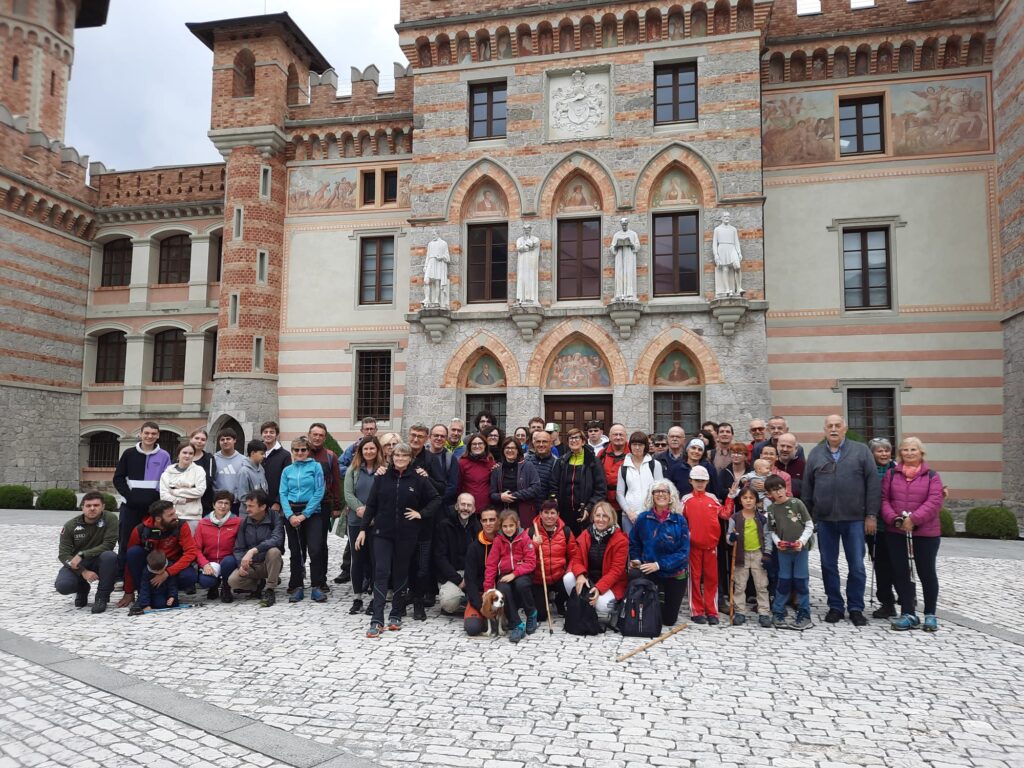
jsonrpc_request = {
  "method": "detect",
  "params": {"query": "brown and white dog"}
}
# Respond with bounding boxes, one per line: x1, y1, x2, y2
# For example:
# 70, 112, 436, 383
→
480, 588, 507, 637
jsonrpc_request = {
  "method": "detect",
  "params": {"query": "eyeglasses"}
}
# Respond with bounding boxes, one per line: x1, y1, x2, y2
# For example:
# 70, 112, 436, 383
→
568, 435, 583, 442
292, 448, 308, 453
653, 441, 667, 447
750, 427, 766, 433
653, 489, 670, 495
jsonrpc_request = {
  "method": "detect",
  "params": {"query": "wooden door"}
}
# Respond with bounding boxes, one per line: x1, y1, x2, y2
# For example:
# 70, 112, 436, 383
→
544, 396, 613, 434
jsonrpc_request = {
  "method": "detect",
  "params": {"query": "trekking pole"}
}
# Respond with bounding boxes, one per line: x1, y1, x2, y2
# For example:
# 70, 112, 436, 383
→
905, 520, 916, 586
617, 623, 688, 662
728, 539, 736, 624
534, 521, 554, 635
868, 533, 876, 610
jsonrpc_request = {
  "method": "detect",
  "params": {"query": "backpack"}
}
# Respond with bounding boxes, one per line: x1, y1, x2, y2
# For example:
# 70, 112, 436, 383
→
564, 588, 603, 636
617, 577, 662, 638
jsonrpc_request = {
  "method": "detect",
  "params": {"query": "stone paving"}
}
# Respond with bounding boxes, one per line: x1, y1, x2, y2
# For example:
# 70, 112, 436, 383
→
2, 517, 1023, 767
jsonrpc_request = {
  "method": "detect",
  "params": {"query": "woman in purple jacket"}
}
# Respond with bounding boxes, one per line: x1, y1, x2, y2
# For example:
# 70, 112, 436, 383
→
881, 437, 944, 632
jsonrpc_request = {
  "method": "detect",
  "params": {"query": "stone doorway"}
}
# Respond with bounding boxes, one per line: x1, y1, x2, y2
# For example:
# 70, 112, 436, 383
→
544, 396, 613, 433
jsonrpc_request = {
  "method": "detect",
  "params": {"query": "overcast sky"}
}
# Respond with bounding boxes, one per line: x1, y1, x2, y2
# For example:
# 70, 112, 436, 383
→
65, 1, 405, 171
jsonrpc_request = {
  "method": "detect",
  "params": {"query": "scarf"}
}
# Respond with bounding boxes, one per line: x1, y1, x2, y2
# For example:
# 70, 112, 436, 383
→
653, 506, 670, 523
903, 464, 922, 479
589, 522, 616, 543
208, 510, 232, 528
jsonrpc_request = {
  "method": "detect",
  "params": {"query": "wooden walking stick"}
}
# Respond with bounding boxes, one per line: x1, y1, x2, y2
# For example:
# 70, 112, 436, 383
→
534, 520, 554, 635
617, 623, 688, 662
728, 538, 737, 624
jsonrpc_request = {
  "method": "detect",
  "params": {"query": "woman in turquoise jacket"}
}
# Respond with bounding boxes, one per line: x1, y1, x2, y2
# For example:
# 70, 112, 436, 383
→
280, 436, 326, 603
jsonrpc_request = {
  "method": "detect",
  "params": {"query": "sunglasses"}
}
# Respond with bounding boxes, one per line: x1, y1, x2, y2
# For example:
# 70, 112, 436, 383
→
292, 448, 308, 453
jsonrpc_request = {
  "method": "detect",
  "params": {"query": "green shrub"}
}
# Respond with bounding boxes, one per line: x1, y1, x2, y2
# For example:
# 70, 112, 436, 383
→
0, 484, 34, 509
101, 492, 118, 512
964, 506, 1020, 540
36, 488, 78, 511
324, 431, 343, 457
939, 508, 956, 537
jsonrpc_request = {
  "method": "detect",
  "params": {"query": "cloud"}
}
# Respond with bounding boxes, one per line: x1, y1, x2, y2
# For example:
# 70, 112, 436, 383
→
65, 0, 405, 170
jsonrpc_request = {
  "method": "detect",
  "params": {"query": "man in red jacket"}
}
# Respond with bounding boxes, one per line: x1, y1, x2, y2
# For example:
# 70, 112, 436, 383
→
122, 500, 199, 609
682, 466, 723, 625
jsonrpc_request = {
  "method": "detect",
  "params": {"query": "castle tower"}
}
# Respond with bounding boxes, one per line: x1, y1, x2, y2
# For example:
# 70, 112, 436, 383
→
188, 13, 330, 441
0, 0, 107, 139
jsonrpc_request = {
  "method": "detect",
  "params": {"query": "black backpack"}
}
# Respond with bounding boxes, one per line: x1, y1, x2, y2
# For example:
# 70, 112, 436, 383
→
564, 588, 603, 636
617, 578, 662, 638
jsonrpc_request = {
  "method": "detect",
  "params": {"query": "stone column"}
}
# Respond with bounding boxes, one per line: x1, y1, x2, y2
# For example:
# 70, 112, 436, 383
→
183, 332, 207, 407
123, 333, 147, 407
129, 237, 154, 305
188, 234, 211, 303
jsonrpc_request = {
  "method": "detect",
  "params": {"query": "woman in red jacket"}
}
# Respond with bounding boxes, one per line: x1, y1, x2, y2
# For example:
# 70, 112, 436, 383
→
484, 508, 537, 643
458, 433, 496, 514
571, 501, 628, 626
531, 500, 581, 620
194, 490, 241, 602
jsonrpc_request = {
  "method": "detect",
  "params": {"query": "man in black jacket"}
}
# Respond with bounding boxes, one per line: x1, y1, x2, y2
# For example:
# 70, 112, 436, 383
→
434, 493, 481, 614
229, 490, 285, 607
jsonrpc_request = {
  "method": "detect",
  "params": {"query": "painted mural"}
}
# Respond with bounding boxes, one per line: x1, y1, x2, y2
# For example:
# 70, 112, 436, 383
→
465, 355, 506, 388
891, 77, 990, 157
557, 177, 600, 212
287, 167, 358, 214
651, 168, 702, 207
762, 91, 835, 166
653, 351, 699, 386
545, 343, 610, 389
464, 182, 508, 219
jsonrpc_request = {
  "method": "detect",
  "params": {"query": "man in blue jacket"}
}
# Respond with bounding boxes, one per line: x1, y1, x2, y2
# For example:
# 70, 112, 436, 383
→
229, 490, 285, 607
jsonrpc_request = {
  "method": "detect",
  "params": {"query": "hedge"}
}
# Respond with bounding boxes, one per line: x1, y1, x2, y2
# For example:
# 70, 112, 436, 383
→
36, 488, 78, 510
939, 508, 956, 537
0, 484, 34, 509
964, 506, 1020, 540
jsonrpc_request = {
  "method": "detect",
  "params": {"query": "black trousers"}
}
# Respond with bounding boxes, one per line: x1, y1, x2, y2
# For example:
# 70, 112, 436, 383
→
370, 535, 417, 625
55, 551, 118, 601
886, 532, 940, 615
116, 504, 147, 572
496, 575, 536, 625
285, 513, 328, 590
866, 532, 897, 606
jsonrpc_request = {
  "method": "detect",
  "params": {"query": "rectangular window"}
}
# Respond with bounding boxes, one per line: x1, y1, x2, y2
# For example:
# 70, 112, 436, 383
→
360, 237, 395, 305
557, 218, 602, 300
253, 336, 264, 371
157, 235, 191, 284
100, 238, 132, 287
850, 0, 875, 7
653, 392, 701, 436
843, 228, 890, 309
213, 233, 223, 282
467, 223, 508, 303
382, 170, 398, 203
256, 249, 268, 284
466, 394, 507, 433
652, 212, 700, 296
95, 331, 126, 384
228, 293, 240, 326
233, 207, 244, 239
847, 387, 896, 443
796, 0, 822, 13
654, 63, 697, 125
259, 165, 271, 199
469, 82, 507, 140
362, 171, 376, 205
356, 350, 392, 421
839, 96, 884, 155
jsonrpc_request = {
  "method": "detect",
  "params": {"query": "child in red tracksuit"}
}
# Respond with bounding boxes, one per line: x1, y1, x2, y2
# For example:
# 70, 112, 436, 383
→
682, 465, 724, 624
484, 508, 538, 644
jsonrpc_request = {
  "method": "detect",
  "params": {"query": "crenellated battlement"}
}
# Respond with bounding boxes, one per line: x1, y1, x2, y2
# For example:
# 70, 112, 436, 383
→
289, 62, 413, 121
92, 163, 226, 209
766, 0, 995, 42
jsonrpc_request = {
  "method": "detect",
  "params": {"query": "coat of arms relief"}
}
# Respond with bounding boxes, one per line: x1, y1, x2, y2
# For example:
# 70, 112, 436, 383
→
548, 69, 610, 140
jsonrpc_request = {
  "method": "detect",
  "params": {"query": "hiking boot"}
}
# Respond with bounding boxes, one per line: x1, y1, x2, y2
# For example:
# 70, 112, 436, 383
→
891, 613, 920, 631
260, 589, 276, 607
288, 587, 304, 603
691, 615, 707, 624
91, 597, 108, 614
422, 596, 436, 608
311, 588, 327, 603
207, 586, 220, 601
872, 603, 896, 619
349, 598, 364, 615
793, 615, 813, 631
922, 614, 939, 632
334, 570, 351, 584
758, 615, 772, 628
509, 623, 526, 643
74, 588, 89, 608
849, 611, 868, 627
184, 585, 196, 596
364, 603, 373, 616
387, 617, 402, 631
366, 623, 383, 639
824, 608, 844, 624
706, 615, 720, 626
220, 583, 234, 604
128, 603, 145, 617
731, 613, 746, 626
412, 600, 426, 621
772, 614, 789, 629
525, 611, 538, 634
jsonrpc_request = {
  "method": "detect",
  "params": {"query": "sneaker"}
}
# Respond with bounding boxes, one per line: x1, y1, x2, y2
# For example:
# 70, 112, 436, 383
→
260, 589, 276, 608
706, 615, 720, 626
288, 588, 304, 603
321, 584, 331, 593
366, 623, 383, 639
311, 588, 327, 603
128, 603, 145, 617
207, 586, 220, 601
772, 615, 789, 629
731, 613, 746, 626
691, 615, 707, 624
334, 570, 351, 584
891, 613, 920, 631
349, 598, 364, 615
758, 615, 772, 628
793, 615, 813, 631
412, 600, 426, 621
525, 611, 538, 635
824, 608, 844, 624
387, 617, 402, 631
91, 597, 108, 615
74, 589, 89, 609
220, 584, 234, 604
509, 623, 526, 643
849, 611, 868, 627
922, 614, 939, 632
872, 603, 897, 619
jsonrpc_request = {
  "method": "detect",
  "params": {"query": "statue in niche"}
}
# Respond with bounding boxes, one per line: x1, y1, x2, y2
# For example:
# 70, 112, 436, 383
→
515, 223, 540, 305
610, 217, 639, 301
457, 37, 471, 63
424, 229, 451, 308
668, 14, 684, 40
580, 23, 595, 49
438, 42, 451, 66
497, 33, 512, 60
478, 38, 491, 61
712, 212, 743, 297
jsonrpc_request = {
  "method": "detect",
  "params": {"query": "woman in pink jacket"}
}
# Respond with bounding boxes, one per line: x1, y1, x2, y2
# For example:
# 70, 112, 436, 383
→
881, 437, 944, 632
484, 508, 537, 643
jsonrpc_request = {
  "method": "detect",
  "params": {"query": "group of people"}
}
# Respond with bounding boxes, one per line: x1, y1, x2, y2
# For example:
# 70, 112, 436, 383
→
55, 413, 944, 639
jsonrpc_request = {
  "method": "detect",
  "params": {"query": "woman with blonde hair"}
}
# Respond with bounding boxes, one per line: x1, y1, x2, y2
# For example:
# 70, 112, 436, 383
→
571, 501, 629, 625
626, 479, 690, 626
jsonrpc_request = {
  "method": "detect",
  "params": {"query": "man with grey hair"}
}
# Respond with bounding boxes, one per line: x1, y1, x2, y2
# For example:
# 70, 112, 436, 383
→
434, 493, 480, 614
447, 417, 466, 460
802, 415, 879, 626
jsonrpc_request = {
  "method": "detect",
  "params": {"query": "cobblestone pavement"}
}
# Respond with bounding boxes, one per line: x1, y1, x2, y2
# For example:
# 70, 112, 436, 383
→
3, 519, 1023, 767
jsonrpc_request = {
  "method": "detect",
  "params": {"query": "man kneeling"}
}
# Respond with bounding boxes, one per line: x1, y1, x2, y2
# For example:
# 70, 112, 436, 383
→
228, 490, 284, 607
55, 491, 118, 614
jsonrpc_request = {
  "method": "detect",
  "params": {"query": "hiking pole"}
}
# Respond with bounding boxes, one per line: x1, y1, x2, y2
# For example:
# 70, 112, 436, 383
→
534, 521, 554, 635
868, 533, 876, 610
617, 623, 688, 662
904, 516, 916, 586
728, 539, 736, 624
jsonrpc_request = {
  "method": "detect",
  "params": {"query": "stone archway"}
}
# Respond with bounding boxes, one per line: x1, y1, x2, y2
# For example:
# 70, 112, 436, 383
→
633, 325, 724, 385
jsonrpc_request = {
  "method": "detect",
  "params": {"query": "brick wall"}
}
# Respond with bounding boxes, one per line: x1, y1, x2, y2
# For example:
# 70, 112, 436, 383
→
94, 164, 226, 208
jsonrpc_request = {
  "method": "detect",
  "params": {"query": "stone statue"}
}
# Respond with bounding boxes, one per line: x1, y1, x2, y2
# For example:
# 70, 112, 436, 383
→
712, 212, 743, 297
610, 217, 639, 301
424, 229, 451, 308
515, 223, 540, 305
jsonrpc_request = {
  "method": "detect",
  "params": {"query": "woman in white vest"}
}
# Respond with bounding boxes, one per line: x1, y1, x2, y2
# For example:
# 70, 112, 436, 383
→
616, 431, 664, 534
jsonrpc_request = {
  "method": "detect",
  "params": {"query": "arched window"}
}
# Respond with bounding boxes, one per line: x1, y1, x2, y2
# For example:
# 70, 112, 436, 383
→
88, 432, 120, 469
101, 238, 132, 287
152, 330, 186, 382
95, 331, 126, 383
967, 35, 985, 66
158, 430, 181, 458
157, 234, 191, 284
898, 41, 915, 72
232, 49, 255, 98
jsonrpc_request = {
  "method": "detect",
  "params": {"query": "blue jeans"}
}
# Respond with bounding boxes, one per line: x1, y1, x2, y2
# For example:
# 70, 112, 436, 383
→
772, 549, 810, 619
197, 555, 238, 589
816, 520, 866, 613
